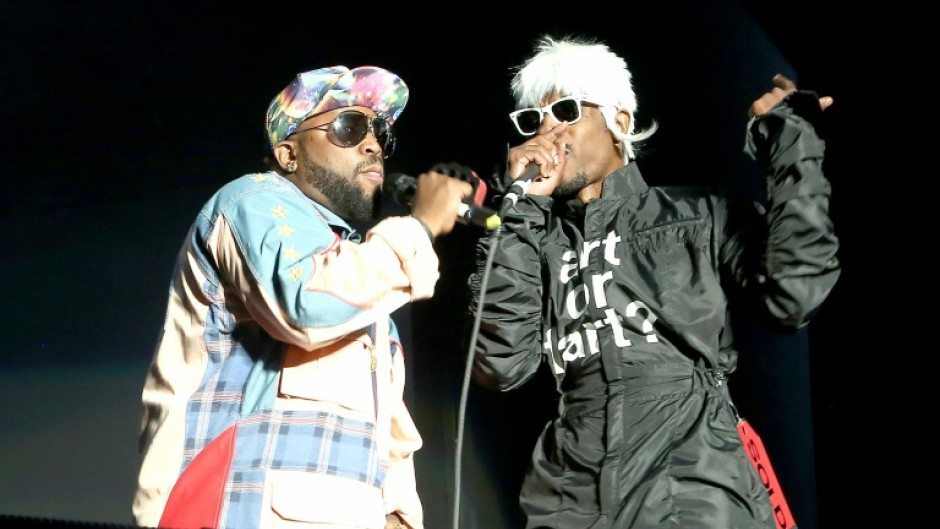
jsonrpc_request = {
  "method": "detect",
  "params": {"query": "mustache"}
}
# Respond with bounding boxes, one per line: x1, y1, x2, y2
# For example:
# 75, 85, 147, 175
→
355, 156, 384, 174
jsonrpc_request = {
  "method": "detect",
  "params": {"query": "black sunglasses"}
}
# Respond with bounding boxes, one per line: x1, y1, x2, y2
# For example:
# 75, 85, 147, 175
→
509, 96, 600, 136
292, 110, 396, 158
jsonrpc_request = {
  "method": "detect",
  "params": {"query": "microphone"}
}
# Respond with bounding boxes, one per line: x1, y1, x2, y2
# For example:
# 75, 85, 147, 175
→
389, 172, 502, 231
500, 163, 542, 210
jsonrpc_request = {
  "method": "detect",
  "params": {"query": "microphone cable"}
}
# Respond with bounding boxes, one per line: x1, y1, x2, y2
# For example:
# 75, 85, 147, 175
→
451, 162, 539, 529
452, 222, 502, 529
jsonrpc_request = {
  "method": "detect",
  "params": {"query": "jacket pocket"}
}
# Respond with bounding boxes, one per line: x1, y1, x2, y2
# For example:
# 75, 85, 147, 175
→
279, 333, 374, 414
270, 469, 383, 527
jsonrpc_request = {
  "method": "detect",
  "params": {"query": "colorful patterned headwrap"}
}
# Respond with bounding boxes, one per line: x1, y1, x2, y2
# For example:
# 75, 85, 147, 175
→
265, 65, 409, 149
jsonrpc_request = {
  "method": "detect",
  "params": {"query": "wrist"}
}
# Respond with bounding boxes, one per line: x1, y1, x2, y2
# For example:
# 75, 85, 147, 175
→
386, 511, 407, 529
410, 215, 435, 243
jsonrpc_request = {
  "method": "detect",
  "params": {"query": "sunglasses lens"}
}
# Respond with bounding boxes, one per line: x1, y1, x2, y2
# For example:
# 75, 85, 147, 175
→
550, 99, 581, 123
382, 133, 396, 158
328, 112, 396, 158
332, 112, 369, 147
372, 117, 395, 158
512, 98, 584, 135
515, 110, 543, 134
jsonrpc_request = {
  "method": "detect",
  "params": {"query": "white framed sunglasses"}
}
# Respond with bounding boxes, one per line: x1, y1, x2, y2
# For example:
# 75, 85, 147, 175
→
508, 96, 601, 136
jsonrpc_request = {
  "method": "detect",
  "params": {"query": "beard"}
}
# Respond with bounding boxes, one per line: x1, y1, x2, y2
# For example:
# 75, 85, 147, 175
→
552, 170, 589, 197
299, 156, 383, 224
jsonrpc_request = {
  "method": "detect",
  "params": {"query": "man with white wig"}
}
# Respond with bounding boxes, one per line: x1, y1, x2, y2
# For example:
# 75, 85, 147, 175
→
468, 34, 839, 529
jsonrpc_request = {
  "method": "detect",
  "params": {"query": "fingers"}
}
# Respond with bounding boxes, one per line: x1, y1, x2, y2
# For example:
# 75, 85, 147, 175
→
748, 73, 793, 118
410, 171, 473, 237
748, 97, 775, 118
515, 143, 558, 175
750, 73, 834, 117
772, 73, 796, 92
508, 122, 567, 185
524, 132, 562, 163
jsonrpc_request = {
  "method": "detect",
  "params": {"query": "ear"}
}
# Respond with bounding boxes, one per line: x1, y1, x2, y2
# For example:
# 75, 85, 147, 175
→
272, 140, 298, 173
615, 110, 632, 136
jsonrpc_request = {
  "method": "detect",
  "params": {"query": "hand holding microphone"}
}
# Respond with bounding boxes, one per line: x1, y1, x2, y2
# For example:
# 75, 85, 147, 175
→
390, 162, 501, 232
389, 124, 567, 238
389, 165, 477, 239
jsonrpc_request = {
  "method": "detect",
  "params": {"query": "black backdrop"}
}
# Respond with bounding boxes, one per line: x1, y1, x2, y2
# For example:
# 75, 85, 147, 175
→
1, 1, 882, 528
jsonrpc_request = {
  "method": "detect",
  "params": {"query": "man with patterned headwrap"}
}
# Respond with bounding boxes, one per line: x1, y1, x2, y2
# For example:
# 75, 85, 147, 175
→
133, 65, 471, 529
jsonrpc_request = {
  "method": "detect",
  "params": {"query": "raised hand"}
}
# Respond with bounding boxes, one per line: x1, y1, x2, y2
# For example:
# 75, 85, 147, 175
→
748, 73, 834, 118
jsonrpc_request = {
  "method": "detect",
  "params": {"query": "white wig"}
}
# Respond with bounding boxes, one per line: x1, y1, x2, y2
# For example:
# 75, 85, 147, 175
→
510, 35, 657, 162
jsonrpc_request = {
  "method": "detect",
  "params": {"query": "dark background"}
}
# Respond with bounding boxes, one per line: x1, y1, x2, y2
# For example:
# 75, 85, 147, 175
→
1, 1, 885, 528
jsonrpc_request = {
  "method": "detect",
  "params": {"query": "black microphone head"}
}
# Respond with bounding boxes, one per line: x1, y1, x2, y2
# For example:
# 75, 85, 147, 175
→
389, 173, 417, 206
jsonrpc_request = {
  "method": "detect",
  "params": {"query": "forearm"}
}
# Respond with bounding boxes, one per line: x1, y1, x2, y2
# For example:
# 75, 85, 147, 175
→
470, 200, 548, 390
739, 91, 841, 327
219, 214, 439, 349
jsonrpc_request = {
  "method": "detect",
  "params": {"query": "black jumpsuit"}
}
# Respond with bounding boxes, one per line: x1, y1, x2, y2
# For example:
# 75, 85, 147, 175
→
469, 91, 839, 529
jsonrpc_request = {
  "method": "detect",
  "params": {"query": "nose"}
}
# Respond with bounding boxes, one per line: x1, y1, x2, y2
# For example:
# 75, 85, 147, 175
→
360, 132, 382, 156
538, 109, 560, 134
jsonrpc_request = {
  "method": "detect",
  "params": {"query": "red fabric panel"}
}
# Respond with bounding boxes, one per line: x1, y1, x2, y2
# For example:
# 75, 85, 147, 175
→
159, 424, 237, 529
738, 419, 797, 529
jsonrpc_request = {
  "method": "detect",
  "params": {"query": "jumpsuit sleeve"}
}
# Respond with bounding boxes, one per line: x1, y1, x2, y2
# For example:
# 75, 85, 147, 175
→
467, 195, 552, 391
721, 90, 841, 329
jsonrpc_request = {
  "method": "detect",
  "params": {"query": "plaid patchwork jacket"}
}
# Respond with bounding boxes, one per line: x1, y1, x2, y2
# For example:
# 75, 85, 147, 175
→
133, 171, 436, 529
